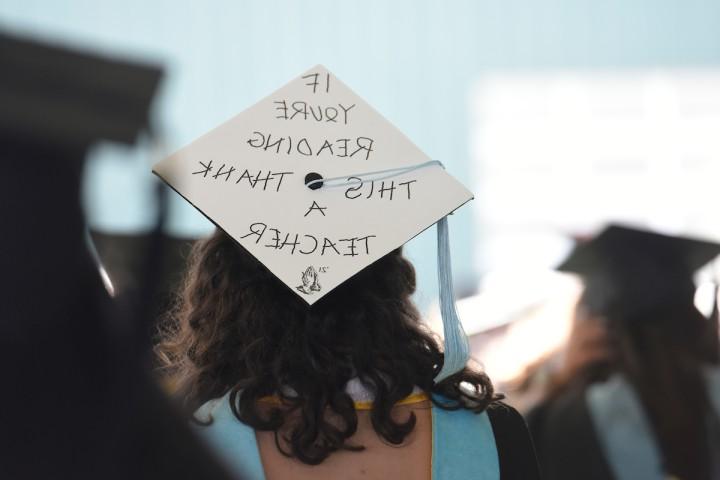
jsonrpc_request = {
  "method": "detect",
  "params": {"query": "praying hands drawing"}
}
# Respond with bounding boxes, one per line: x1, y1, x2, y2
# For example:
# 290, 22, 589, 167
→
297, 266, 322, 295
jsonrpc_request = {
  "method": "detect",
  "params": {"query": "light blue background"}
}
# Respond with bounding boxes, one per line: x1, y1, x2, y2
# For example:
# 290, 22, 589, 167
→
2, 0, 719, 309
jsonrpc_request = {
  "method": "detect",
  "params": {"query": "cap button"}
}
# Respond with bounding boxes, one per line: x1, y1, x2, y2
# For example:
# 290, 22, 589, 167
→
305, 172, 324, 190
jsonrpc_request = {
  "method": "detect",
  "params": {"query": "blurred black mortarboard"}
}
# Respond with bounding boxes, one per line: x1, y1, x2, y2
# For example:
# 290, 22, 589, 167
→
558, 224, 720, 318
0, 32, 161, 147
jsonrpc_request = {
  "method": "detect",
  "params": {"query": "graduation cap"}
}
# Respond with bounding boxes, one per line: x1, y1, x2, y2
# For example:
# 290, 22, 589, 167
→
558, 224, 720, 319
153, 65, 472, 381
0, 32, 162, 147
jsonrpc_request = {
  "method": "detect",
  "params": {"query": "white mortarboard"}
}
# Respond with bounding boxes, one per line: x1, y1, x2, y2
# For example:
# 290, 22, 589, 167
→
153, 65, 471, 381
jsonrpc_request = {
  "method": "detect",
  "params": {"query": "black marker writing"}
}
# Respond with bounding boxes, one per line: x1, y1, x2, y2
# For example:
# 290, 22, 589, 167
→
378, 181, 395, 200
273, 101, 355, 125
265, 228, 282, 248
280, 233, 300, 254
240, 222, 375, 257
297, 138, 312, 156
247, 132, 374, 160
317, 140, 334, 156
192, 160, 214, 177
191, 160, 292, 192
304, 201, 327, 217
212, 163, 236, 181
299, 234, 319, 255
302, 73, 320, 93
398, 180, 417, 199
325, 106, 338, 123
321, 238, 340, 256
240, 222, 268, 243
274, 100, 288, 119
343, 178, 417, 201
301, 72, 330, 93
345, 177, 362, 199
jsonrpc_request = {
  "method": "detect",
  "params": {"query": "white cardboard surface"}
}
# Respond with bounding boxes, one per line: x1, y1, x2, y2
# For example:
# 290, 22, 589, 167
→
153, 65, 473, 304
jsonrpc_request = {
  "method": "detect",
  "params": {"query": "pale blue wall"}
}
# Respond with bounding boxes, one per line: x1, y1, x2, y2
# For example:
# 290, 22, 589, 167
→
2, 0, 719, 308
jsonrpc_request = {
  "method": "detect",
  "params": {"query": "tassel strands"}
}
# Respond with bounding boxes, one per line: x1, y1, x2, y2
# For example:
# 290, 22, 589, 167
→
434, 215, 470, 382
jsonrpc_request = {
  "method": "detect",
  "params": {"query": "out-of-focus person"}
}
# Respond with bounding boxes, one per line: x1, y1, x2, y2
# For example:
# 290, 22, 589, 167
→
527, 225, 720, 480
0, 32, 235, 480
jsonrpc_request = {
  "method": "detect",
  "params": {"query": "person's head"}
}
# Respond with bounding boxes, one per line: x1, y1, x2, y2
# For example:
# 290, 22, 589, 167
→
156, 229, 496, 464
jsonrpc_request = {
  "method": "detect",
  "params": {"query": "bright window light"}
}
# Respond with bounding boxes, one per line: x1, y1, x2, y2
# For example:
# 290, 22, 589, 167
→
461, 70, 720, 385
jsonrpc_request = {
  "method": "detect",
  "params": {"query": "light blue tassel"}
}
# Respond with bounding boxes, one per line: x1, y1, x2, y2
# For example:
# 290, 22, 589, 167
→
434, 215, 470, 382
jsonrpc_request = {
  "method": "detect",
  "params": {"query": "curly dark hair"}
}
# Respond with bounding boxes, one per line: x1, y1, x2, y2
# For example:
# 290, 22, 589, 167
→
156, 229, 498, 465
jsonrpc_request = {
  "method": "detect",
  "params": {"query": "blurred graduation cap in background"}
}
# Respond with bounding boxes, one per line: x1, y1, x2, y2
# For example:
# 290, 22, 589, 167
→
0, 31, 161, 146
0, 31, 234, 479
558, 224, 720, 320
0, 30, 203, 328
